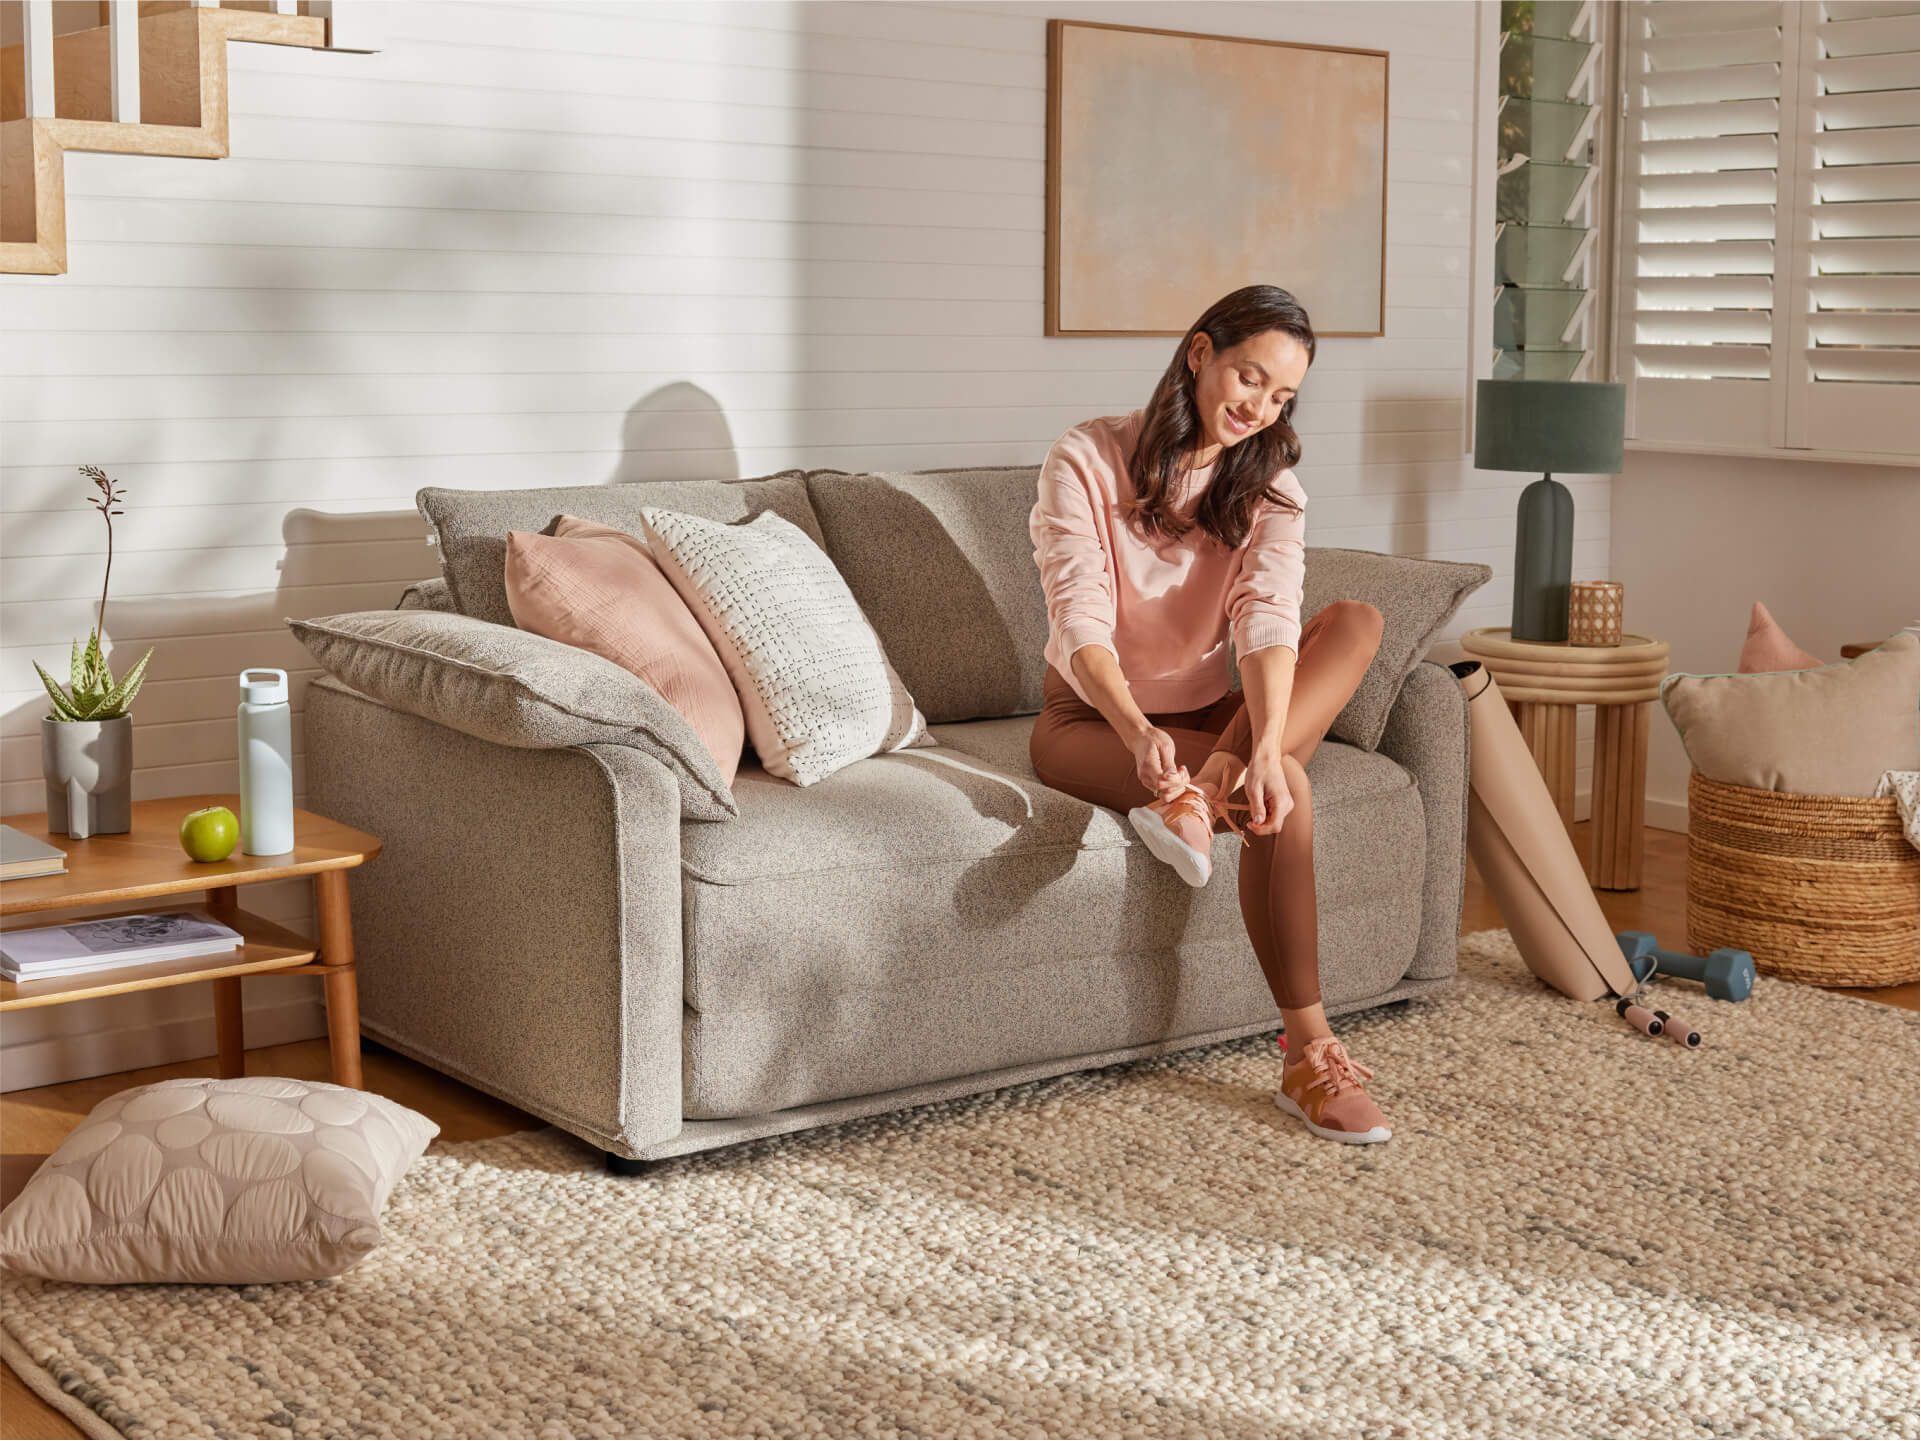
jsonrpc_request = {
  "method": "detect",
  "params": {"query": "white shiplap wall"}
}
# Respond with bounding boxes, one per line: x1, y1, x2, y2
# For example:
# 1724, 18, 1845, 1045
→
0, 0, 1607, 1088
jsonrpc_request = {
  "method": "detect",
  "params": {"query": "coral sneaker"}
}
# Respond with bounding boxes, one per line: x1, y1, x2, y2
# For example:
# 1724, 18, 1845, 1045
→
1274, 1036, 1391, 1144
1127, 780, 1250, 887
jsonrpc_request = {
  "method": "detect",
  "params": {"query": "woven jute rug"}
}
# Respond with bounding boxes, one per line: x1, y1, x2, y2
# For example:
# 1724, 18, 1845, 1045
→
5, 930, 1917, 1440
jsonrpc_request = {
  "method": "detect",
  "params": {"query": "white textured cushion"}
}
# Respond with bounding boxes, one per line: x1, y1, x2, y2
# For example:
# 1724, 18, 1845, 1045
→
0, 1077, 437, 1285
639, 507, 932, 786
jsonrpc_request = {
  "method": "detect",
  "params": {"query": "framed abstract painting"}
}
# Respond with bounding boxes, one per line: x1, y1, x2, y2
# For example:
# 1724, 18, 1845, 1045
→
1046, 19, 1389, 337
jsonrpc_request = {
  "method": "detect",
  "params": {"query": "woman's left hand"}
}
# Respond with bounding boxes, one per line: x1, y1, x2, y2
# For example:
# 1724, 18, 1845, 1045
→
1241, 746, 1295, 836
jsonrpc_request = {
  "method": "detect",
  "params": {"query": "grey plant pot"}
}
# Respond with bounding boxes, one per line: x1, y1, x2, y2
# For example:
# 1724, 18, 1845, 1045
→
42, 714, 133, 839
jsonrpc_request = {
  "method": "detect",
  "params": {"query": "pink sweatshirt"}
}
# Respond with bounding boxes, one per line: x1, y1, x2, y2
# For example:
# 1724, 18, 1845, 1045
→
1029, 408, 1308, 713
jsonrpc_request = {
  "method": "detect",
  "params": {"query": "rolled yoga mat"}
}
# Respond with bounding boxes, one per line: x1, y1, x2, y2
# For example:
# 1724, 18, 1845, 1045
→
1451, 660, 1638, 1001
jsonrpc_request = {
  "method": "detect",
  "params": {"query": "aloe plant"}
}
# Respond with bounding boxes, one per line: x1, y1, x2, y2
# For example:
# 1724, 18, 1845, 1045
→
34, 466, 153, 723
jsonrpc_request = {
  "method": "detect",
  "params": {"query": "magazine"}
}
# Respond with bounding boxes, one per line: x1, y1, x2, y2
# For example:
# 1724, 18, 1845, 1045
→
1, 910, 243, 979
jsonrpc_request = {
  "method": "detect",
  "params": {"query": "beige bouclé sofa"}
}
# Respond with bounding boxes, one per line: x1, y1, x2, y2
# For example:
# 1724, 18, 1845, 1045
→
298, 465, 1490, 1169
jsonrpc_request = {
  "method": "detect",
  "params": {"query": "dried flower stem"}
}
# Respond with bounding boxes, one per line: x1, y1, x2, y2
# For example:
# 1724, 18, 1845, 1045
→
79, 465, 123, 644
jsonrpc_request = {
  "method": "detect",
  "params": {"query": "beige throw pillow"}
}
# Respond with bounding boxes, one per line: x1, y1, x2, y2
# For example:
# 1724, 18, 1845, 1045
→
0, 1077, 436, 1285
1661, 630, 1919, 797
639, 507, 933, 786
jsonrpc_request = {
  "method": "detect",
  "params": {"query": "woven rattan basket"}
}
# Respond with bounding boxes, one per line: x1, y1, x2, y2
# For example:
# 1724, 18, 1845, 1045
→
1687, 771, 1919, 988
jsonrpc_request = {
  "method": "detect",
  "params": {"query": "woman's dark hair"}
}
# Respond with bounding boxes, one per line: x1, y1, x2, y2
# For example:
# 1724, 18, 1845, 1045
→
1124, 284, 1314, 549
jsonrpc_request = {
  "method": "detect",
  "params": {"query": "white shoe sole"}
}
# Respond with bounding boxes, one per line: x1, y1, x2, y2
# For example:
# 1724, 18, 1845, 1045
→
1128, 805, 1210, 887
1273, 1089, 1391, 1144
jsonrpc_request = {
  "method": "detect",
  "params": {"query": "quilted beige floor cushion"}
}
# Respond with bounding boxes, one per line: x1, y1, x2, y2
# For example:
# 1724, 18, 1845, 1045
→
0, 1077, 436, 1285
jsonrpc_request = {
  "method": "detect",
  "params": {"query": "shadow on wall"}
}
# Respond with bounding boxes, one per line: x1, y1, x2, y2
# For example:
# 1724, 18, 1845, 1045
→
607, 384, 742, 484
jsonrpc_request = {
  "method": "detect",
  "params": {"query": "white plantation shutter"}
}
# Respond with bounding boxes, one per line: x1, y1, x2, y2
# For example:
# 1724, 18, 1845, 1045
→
1785, 0, 1920, 452
1617, 0, 1920, 455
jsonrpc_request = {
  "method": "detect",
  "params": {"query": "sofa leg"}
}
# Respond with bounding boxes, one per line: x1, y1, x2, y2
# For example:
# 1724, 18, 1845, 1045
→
605, 1151, 655, 1177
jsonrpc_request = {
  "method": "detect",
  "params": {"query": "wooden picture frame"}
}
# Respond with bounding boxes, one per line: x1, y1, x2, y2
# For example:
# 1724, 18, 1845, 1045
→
1045, 18, 1390, 338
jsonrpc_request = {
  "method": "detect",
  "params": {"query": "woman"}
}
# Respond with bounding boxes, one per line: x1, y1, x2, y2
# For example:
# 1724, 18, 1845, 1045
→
1027, 284, 1390, 1145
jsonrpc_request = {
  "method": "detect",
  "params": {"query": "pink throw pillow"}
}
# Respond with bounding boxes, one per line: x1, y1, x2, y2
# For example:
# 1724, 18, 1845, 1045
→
1738, 601, 1824, 674
505, 516, 745, 786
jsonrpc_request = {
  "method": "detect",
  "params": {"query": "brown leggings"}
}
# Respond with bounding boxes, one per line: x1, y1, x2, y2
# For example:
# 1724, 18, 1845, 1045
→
1027, 600, 1384, 1010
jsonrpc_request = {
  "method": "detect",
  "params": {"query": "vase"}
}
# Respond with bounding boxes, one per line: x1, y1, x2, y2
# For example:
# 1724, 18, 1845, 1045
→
41, 715, 133, 839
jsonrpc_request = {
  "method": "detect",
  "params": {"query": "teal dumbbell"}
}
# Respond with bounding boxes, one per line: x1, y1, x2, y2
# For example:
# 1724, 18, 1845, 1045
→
1614, 931, 1754, 1002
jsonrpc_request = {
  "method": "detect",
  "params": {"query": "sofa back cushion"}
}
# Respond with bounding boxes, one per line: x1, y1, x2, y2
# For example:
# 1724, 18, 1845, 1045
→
397, 577, 455, 612
805, 466, 1051, 723
416, 473, 820, 628
1287, 547, 1493, 751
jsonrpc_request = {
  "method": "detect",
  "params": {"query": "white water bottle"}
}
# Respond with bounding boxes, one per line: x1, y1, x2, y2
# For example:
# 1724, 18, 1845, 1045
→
237, 668, 294, 856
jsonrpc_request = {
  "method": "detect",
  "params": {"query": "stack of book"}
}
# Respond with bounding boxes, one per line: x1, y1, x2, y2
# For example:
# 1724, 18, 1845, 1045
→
1, 825, 66, 882
1, 911, 243, 984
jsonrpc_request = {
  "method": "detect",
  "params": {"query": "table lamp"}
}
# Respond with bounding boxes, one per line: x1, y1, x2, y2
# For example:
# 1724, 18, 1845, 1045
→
1473, 379, 1625, 643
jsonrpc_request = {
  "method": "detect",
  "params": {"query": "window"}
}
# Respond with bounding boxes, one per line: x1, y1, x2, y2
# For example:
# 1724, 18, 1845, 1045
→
1615, 0, 1919, 457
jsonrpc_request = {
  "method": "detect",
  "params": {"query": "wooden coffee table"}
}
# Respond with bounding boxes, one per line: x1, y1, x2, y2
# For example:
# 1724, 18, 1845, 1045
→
0, 796, 381, 1087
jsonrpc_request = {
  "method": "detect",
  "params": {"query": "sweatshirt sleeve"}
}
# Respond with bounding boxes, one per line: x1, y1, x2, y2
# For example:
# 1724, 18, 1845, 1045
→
1029, 432, 1120, 667
1228, 475, 1307, 659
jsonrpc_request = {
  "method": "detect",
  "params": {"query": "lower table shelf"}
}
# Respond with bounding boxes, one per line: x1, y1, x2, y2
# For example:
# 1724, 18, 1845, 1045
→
0, 904, 319, 1012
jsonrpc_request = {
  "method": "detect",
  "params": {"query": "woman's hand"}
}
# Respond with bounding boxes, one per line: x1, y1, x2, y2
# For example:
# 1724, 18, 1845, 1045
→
1240, 745, 1295, 836
1127, 724, 1189, 800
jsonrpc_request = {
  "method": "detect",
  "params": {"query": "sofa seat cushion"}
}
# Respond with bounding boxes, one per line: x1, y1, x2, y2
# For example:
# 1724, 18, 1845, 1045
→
923, 715, 1060, 782
680, 717, 1427, 1020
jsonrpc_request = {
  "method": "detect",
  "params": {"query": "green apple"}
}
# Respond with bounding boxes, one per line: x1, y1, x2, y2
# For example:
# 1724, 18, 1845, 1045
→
179, 805, 240, 863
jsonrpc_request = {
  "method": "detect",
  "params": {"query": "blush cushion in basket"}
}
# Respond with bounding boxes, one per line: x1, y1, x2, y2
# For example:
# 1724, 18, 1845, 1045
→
0, 1077, 437, 1285
1738, 600, 1824, 674
639, 506, 933, 786
505, 515, 745, 788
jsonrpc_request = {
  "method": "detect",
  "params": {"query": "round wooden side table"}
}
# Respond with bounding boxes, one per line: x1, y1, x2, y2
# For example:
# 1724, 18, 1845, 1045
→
1458, 627, 1670, 891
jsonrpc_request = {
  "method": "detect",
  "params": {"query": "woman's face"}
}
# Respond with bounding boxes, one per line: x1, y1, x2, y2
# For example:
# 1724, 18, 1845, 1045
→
1186, 329, 1311, 457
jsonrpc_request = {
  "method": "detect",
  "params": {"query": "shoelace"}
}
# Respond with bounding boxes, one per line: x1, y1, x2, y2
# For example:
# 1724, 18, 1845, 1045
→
1300, 1040, 1375, 1097
1155, 781, 1253, 847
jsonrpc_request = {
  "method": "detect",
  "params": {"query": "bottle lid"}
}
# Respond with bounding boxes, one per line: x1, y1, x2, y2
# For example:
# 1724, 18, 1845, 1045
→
239, 668, 288, 706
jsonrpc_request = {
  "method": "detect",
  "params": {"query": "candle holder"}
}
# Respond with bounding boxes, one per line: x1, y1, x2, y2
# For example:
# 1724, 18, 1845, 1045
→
1568, 581, 1624, 646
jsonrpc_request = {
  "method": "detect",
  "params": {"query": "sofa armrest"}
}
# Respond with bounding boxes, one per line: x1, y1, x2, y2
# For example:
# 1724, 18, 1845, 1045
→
290, 609, 736, 821
1375, 660, 1471, 981
305, 675, 686, 1155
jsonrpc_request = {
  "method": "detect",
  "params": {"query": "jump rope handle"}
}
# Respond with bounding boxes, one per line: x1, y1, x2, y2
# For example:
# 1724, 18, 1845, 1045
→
1653, 1010, 1704, 1048
1616, 997, 1663, 1037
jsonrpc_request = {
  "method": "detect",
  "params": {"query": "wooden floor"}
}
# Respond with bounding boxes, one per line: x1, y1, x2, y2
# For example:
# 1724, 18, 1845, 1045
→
3, 820, 1913, 1439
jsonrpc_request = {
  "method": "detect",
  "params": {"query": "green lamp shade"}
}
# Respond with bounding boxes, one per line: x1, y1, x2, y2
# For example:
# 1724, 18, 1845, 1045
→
1473, 380, 1625, 644
1474, 380, 1625, 474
